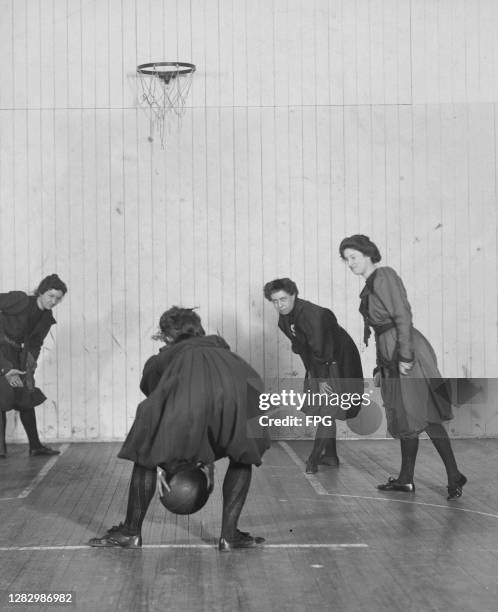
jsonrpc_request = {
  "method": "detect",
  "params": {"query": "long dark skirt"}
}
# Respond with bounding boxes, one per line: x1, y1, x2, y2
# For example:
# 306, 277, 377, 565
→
0, 343, 46, 412
379, 328, 453, 438
119, 337, 271, 469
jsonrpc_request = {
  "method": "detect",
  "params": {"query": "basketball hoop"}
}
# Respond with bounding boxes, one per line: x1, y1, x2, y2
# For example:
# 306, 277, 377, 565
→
136, 62, 196, 148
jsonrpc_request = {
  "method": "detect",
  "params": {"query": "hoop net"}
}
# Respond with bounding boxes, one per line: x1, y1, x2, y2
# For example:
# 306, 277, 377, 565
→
137, 62, 195, 148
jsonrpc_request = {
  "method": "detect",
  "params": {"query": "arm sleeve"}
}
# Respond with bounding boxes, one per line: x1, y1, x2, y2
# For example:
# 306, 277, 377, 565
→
374, 268, 414, 362
0, 291, 30, 314
0, 293, 23, 374
300, 308, 337, 377
26, 313, 56, 363
28, 335, 44, 362
139, 356, 162, 396
0, 350, 13, 374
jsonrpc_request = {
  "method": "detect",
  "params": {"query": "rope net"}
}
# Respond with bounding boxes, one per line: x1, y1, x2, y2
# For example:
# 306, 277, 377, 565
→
137, 64, 195, 148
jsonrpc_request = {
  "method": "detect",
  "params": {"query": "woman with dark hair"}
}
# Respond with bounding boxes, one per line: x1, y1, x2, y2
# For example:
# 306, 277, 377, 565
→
264, 278, 364, 473
0, 274, 67, 457
88, 306, 270, 551
340, 235, 466, 500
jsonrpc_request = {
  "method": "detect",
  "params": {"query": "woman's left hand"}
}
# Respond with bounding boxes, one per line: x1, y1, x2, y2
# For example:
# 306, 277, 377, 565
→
318, 381, 334, 395
199, 462, 215, 494
399, 361, 413, 376
157, 467, 171, 493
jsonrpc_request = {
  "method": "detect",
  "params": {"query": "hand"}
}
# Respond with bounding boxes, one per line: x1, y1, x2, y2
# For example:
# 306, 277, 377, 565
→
25, 352, 37, 371
199, 462, 215, 494
157, 467, 171, 494
399, 361, 413, 376
5, 369, 26, 387
373, 370, 381, 387
318, 381, 334, 395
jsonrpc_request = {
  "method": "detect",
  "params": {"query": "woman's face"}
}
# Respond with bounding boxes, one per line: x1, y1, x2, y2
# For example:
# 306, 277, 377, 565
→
37, 289, 65, 310
342, 248, 372, 276
270, 290, 296, 315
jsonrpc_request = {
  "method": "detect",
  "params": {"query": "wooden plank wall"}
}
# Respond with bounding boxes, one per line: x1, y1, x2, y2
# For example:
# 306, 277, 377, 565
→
0, 0, 496, 441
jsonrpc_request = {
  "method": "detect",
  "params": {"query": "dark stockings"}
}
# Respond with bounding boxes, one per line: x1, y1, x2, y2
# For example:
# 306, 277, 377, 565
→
123, 460, 254, 539
220, 460, 252, 540
308, 420, 337, 463
425, 423, 460, 485
0, 411, 6, 455
19, 408, 42, 450
397, 424, 460, 485
124, 463, 157, 534
397, 437, 419, 483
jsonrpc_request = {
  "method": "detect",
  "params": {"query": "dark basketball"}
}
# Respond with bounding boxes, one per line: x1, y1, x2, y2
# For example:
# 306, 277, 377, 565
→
159, 465, 210, 515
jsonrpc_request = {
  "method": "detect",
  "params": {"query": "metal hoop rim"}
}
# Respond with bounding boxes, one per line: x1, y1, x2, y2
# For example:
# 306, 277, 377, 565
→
137, 62, 196, 77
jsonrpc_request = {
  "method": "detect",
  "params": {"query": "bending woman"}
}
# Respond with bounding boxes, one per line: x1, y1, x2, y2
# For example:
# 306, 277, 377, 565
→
264, 278, 364, 473
0, 274, 67, 457
339, 235, 466, 500
88, 307, 270, 551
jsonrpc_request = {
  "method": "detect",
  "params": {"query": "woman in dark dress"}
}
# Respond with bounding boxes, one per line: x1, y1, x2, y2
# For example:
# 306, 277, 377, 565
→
264, 278, 364, 473
88, 307, 270, 551
0, 274, 67, 457
340, 235, 466, 500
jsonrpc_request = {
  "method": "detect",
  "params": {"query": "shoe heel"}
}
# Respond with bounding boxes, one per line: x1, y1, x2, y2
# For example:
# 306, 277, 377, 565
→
305, 460, 318, 474
447, 486, 462, 500
218, 532, 265, 551
447, 473, 467, 501
121, 535, 142, 548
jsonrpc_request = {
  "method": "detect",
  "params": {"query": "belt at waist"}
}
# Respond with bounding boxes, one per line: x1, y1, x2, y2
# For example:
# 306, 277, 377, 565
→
371, 321, 396, 337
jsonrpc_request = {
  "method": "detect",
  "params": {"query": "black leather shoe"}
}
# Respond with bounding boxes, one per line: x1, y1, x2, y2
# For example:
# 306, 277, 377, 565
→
29, 445, 60, 456
218, 530, 265, 551
305, 459, 318, 474
87, 524, 142, 548
319, 454, 340, 467
447, 473, 467, 500
377, 477, 415, 492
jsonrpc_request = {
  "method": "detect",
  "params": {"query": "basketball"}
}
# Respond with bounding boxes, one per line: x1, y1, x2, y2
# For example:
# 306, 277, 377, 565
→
347, 399, 384, 436
158, 465, 210, 516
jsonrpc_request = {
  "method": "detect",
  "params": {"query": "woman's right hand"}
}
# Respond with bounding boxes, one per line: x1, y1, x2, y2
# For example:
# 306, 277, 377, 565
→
4, 369, 26, 387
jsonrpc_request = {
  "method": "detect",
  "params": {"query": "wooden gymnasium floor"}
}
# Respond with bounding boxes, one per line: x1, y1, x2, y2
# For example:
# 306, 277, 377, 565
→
1, 439, 498, 612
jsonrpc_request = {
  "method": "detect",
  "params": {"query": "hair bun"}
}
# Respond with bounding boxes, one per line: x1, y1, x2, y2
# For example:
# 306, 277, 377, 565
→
35, 274, 68, 296
339, 235, 382, 263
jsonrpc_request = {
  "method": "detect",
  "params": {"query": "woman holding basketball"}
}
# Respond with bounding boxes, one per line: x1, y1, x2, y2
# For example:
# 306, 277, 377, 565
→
88, 307, 270, 551
339, 235, 466, 500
